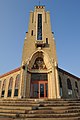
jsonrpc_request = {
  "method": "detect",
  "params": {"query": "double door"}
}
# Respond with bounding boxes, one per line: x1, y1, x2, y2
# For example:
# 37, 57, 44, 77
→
31, 81, 48, 98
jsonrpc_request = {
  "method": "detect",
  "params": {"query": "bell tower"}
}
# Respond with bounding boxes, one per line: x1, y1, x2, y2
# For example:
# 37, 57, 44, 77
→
20, 6, 60, 99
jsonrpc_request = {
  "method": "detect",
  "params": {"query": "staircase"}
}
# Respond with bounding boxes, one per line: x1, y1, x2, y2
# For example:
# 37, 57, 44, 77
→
0, 99, 80, 120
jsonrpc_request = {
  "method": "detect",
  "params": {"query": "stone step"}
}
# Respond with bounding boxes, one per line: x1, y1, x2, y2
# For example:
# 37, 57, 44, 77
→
19, 112, 80, 118
0, 118, 13, 120
0, 98, 80, 102
14, 117, 80, 120
0, 105, 80, 110
0, 105, 80, 113
0, 115, 80, 120
26, 109, 80, 114
0, 113, 16, 118
0, 99, 80, 103
0, 103, 39, 107
38, 106, 80, 110
0, 108, 79, 118
0, 106, 32, 110
39, 103, 80, 107
0, 99, 80, 119
0, 102, 80, 107
0, 109, 25, 114
0, 109, 79, 116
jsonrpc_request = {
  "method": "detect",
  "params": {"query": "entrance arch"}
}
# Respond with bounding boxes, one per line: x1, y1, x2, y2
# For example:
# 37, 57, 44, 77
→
27, 51, 52, 99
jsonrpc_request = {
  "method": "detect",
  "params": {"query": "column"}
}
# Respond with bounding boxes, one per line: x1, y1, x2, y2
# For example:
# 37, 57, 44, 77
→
55, 61, 61, 99
4, 79, 9, 98
18, 68, 24, 98
11, 76, 16, 98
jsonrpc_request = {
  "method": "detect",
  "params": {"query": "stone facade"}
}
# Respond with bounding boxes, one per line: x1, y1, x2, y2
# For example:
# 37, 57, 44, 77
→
0, 6, 80, 99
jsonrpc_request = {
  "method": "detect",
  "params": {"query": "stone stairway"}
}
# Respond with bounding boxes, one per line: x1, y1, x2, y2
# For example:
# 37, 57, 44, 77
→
0, 99, 80, 120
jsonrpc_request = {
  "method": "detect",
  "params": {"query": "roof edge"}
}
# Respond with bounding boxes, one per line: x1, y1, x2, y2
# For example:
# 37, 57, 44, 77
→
58, 68, 80, 80
0, 67, 21, 79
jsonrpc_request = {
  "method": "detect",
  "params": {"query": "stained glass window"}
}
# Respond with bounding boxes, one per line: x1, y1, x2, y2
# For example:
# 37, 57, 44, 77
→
37, 14, 42, 40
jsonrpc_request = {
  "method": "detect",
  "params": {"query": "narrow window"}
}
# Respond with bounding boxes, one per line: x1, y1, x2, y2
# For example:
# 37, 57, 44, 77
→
14, 74, 20, 96
8, 77, 13, 97
37, 14, 42, 40
31, 30, 33, 36
67, 79, 72, 95
1, 79, 6, 97
75, 81, 78, 92
32, 13, 34, 23
46, 38, 48, 44
59, 76, 62, 97
59, 76, 62, 88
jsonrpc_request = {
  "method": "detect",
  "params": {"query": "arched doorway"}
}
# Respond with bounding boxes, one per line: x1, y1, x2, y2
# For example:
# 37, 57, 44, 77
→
30, 57, 48, 98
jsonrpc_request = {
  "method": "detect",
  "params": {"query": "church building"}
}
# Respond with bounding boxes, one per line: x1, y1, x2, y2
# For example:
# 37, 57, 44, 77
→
0, 6, 80, 100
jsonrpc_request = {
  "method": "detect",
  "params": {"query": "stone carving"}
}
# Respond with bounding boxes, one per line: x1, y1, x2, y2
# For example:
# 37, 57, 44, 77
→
32, 57, 47, 69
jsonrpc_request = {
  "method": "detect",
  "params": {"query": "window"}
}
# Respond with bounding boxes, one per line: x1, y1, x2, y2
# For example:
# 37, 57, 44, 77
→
67, 79, 72, 95
1, 79, 6, 97
31, 73, 48, 81
32, 13, 34, 23
8, 77, 13, 97
1, 91, 5, 97
46, 38, 48, 45
14, 74, 20, 96
59, 76, 62, 97
59, 76, 62, 88
75, 81, 78, 92
31, 30, 33, 36
37, 14, 42, 40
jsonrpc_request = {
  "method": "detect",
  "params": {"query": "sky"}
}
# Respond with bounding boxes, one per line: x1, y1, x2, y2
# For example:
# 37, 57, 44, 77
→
0, 0, 80, 77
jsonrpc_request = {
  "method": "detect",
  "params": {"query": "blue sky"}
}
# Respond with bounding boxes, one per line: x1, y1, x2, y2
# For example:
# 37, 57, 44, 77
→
0, 0, 80, 77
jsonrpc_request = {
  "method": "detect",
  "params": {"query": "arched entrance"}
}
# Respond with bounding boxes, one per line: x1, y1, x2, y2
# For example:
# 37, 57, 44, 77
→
23, 50, 57, 99
30, 57, 48, 98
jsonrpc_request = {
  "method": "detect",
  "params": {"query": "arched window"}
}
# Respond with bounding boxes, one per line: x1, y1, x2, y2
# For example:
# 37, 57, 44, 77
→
8, 77, 13, 97
14, 74, 20, 96
67, 78, 72, 95
75, 81, 78, 93
59, 76, 62, 97
1, 79, 6, 97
